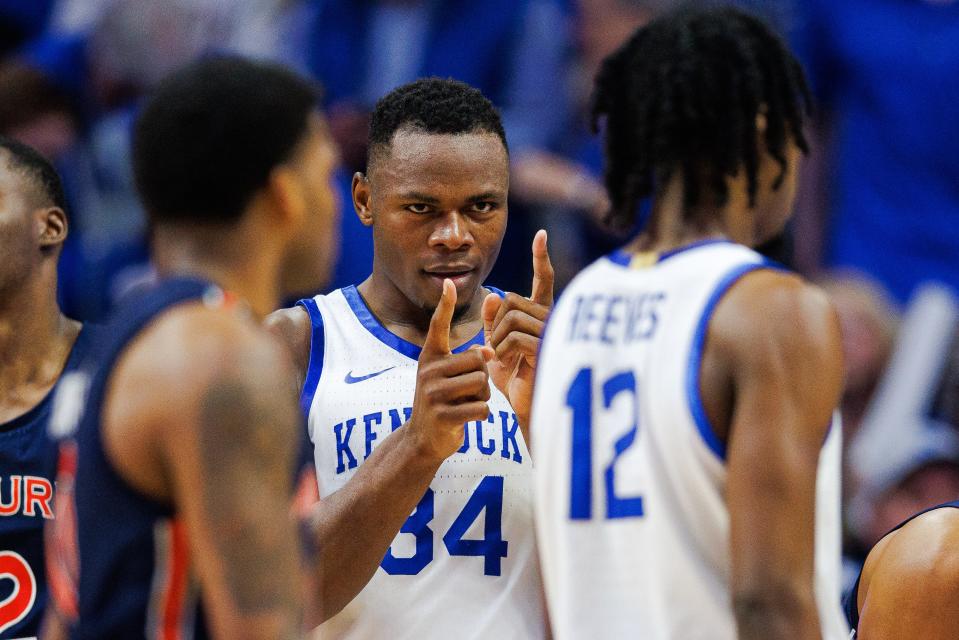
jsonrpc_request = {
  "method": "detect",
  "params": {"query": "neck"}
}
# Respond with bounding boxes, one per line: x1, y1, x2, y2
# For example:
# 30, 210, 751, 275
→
629, 175, 754, 254
151, 224, 283, 319
0, 263, 80, 390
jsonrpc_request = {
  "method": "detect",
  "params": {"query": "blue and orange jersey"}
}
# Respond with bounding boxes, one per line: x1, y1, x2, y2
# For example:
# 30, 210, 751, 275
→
46, 277, 316, 639
0, 326, 92, 640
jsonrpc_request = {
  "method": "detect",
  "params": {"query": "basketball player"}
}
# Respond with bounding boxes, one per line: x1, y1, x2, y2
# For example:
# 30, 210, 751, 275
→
532, 7, 849, 640
0, 137, 90, 639
845, 502, 959, 638
267, 78, 552, 637
44, 57, 339, 638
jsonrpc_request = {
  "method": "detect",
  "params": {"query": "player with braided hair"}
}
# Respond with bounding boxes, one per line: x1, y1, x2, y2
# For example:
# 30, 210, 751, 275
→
532, 6, 849, 639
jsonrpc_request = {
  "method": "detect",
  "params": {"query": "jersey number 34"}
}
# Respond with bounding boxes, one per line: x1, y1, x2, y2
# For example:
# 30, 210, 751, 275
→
381, 476, 508, 576
567, 367, 644, 520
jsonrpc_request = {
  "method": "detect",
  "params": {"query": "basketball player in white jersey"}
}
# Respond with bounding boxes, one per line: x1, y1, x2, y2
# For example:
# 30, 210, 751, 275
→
532, 7, 849, 640
267, 78, 553, 638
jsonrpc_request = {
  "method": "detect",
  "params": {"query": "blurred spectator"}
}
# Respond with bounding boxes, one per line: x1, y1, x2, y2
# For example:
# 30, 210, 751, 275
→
818, 273, 899, 438
0, 0, 56, 56
0, 61, 78, 161
791, 0, 959, 304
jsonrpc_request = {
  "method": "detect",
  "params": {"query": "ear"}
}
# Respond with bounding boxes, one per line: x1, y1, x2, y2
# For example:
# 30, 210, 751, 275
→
352, 172, 374, 228
267, 167, 307, 230
37, 207, 68, 249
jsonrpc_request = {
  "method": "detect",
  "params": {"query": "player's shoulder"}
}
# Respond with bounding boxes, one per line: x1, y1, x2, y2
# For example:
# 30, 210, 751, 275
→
265, 304, 313, 372
126, 302, 293, 398
711, 267, 840, 361
867, 506, 959, 585
858, 506, 959, 628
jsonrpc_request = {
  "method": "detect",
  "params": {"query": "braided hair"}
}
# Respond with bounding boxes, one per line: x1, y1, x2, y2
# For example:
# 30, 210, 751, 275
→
591, 5, 813, 230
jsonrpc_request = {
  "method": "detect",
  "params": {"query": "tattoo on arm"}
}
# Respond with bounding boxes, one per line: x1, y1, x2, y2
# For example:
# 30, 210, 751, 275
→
196, 374, 302, 625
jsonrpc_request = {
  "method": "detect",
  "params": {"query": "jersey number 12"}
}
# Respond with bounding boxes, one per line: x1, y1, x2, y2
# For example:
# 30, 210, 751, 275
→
567, 367, 644, 520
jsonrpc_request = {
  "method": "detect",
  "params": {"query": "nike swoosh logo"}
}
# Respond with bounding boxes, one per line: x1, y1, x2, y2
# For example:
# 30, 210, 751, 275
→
344, 366, 396, 384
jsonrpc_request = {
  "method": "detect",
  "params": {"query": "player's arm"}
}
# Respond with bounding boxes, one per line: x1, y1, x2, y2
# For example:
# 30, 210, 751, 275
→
856, 509, 959, 639
709, 271, 842, 640
106, 313, 307, 639
270, 281, 493, 624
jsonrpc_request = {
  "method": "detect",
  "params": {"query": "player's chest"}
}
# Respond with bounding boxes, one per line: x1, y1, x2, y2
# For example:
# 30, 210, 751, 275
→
310, 368, 530, 492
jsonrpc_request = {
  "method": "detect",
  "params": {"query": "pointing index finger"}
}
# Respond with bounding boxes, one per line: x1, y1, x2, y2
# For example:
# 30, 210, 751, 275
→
423, 278, 456, 358
530, 229, 554, 307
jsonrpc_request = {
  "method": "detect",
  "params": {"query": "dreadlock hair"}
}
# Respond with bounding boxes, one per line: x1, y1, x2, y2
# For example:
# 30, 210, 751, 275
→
368, 77, 507, 170
591, 5, 813, 231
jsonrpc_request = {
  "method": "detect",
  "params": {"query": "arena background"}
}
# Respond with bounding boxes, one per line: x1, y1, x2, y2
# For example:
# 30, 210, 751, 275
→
2, 0, 959, 601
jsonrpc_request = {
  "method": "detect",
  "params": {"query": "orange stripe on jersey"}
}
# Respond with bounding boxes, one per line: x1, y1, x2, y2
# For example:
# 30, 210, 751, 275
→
46, 441, 80, 620
160, 519, 190, 640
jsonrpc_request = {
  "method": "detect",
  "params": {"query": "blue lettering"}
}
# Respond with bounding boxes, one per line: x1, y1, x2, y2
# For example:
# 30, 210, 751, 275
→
499, 411, 523, 463
578, 294, 603, 341
599, 296, 623, 345
334, 419, 358, 474
458, 421, 471, 453
476, 414, 496, 455
389, 407, 413, 432
363, 412, 382, 458
568, 295, 586, 341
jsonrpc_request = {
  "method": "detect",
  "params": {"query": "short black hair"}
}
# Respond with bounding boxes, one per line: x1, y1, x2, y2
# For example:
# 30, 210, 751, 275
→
368, 77, 507, 166
591, 5, 813, 229
0, 135, 67, 212
133, 56, 318, 224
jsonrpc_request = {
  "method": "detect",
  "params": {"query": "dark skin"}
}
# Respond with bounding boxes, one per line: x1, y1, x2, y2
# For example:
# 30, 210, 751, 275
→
855, 508, 959, 639
46, 119, 341, 639
622, 128, 841, 640
0, 151, 80, 427
267, 127, 554, 621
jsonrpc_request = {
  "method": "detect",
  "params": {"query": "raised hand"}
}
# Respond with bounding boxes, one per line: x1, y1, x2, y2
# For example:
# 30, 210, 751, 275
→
483, 229, 554, 432
409, 279, 495, 461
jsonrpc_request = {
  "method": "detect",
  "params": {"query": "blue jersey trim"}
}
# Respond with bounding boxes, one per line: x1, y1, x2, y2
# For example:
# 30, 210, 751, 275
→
686, 262, 777, 460
607, 238, 734, 269
341, 285, 501, 360
296, 298, 325, 417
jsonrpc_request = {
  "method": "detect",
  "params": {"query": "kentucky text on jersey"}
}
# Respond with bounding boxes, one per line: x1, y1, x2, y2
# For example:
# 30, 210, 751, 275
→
566, 292, 666, 344
0, 476, 54, 519
333, 407, 523, 474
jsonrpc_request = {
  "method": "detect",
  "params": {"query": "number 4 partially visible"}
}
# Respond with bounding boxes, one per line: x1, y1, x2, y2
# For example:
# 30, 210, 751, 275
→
567, 367, 645, 521
443, 476, 508, 576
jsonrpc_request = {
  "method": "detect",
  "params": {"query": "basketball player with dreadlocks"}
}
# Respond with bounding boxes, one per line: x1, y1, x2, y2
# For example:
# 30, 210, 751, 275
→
532, 7, 849, 640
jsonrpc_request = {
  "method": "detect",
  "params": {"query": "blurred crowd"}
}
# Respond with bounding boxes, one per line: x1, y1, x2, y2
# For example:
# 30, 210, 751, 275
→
3, 0, 959, 599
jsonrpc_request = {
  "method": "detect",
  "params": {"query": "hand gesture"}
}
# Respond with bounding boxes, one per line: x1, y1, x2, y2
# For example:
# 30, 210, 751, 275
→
409, 279, 495, 461
483, 230, 554, 430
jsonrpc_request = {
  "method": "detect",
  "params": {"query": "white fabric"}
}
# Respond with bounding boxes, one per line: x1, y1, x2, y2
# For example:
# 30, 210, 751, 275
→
532, 242, 849, 639
305, 288, 544, 639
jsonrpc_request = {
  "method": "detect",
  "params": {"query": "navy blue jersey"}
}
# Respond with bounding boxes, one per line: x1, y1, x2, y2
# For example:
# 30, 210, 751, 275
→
47, 278, 218, 640
844, 500, 959, 632
46, 277, 316, 640
0, 326, 92, 640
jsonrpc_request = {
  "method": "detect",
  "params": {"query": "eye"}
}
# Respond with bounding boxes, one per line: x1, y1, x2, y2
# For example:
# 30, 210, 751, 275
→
406, 203, 433, 214
472, 201, 496, 214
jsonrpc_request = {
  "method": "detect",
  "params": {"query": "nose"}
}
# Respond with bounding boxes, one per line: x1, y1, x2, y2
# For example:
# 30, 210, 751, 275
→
429, 210, 473, 251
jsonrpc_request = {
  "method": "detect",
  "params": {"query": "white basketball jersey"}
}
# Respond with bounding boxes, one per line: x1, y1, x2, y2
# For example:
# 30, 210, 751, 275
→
300, 285, 544, 639
532, 240, 849, 639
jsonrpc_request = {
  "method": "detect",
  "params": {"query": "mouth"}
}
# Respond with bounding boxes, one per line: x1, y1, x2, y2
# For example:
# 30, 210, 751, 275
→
423, 266, 476, 289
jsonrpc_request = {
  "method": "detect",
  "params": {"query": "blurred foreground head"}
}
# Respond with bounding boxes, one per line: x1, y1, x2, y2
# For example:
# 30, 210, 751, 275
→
592, 5, 812, 243
133, 56, 339, 297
